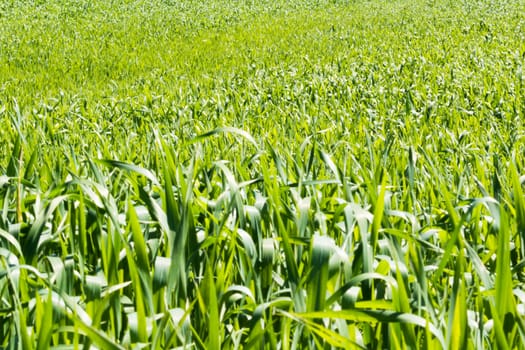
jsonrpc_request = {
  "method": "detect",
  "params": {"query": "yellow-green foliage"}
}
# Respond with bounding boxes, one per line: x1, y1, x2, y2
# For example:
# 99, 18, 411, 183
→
1, 0, 525, 348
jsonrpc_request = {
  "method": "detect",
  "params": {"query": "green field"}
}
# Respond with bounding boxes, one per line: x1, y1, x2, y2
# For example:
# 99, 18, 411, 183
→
1, 0, 525, 348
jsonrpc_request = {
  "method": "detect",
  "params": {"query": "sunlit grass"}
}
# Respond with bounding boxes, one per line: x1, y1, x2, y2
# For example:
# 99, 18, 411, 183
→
1, 0, 525, 348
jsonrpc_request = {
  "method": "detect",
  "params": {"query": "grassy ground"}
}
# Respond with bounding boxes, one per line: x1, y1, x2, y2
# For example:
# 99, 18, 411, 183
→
1, 0, 525, 348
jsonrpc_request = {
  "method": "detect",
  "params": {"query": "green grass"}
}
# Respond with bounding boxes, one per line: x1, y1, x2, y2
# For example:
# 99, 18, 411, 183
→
1, 0, 525, 348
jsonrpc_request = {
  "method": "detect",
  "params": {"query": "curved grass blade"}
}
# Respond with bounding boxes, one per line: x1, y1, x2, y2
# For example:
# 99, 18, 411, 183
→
291, 309, 444, 348
190, 127, 259, 149
97, 159, 160, 186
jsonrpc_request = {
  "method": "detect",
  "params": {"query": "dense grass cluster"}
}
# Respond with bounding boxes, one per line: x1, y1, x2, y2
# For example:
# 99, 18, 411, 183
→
1, 0, 525, 348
